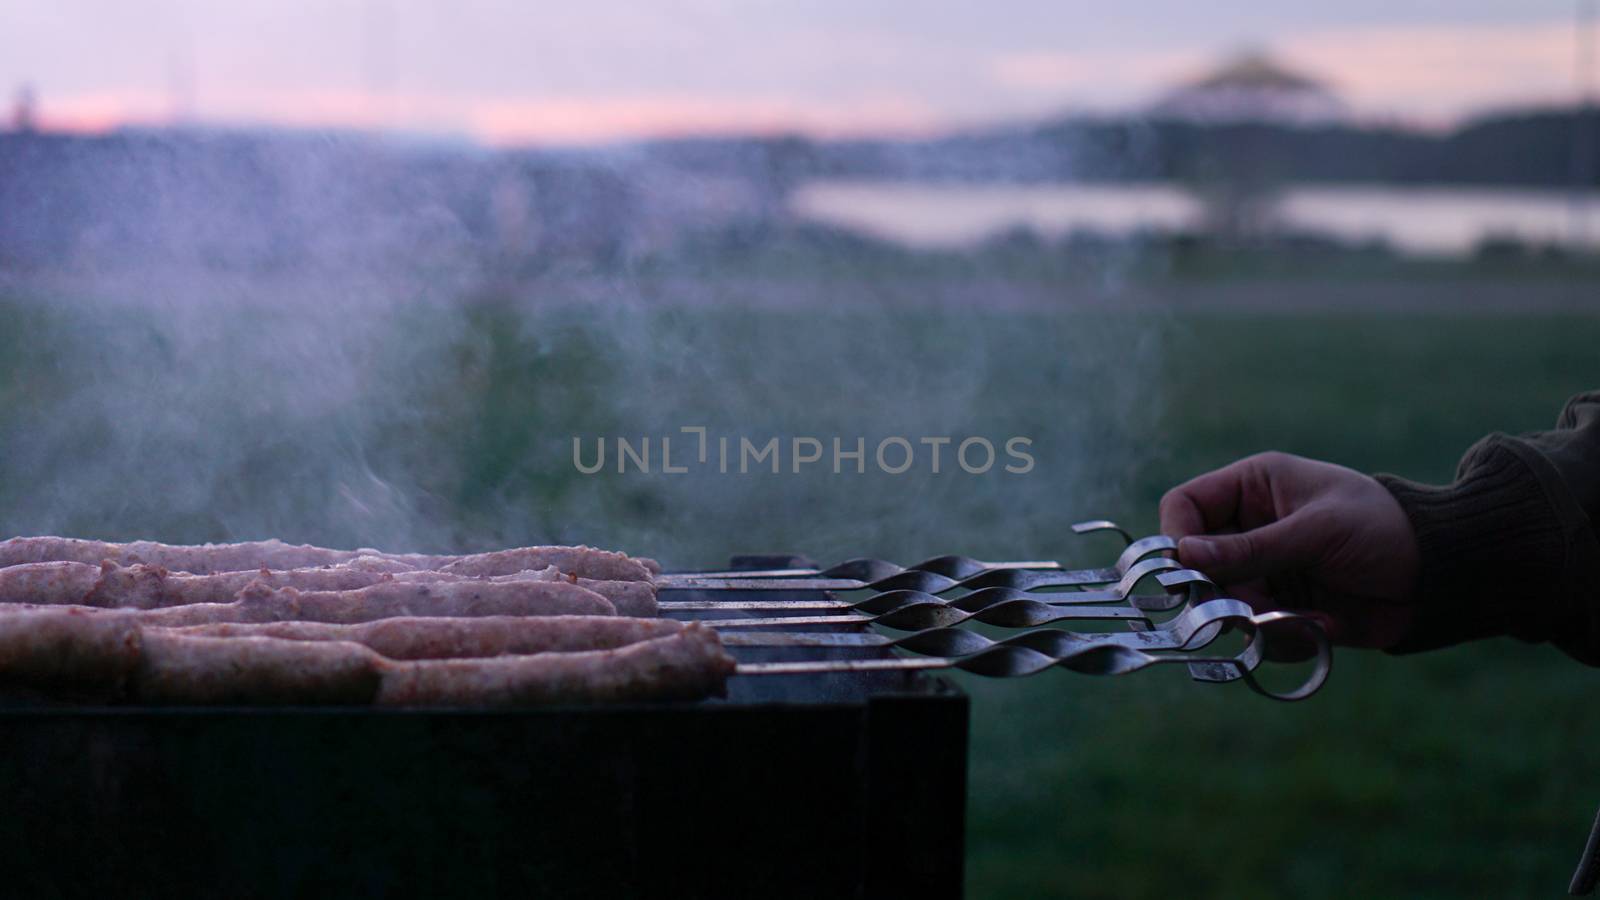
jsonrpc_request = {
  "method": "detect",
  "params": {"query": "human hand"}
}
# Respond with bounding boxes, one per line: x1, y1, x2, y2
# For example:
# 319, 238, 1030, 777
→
1159, 452, 1421, 649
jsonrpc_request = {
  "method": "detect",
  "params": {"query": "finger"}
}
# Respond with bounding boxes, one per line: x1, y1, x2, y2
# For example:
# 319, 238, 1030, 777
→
1159, 457, 1259, 537
1158, 488, 1208, 540
1176, 513, 1323, 584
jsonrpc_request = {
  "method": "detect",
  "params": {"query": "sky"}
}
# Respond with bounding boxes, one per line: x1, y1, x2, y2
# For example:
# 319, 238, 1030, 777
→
0, 0, 1593, 145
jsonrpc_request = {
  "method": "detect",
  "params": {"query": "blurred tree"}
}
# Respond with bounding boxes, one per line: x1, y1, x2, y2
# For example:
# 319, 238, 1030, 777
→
1153, 50, 1341, 242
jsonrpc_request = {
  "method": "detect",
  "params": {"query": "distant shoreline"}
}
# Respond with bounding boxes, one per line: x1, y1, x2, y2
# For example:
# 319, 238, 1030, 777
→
792, 180, 1600, 257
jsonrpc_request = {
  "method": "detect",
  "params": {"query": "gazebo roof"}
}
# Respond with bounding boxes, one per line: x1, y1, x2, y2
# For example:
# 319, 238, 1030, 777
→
1187, 52, 1324, 93
1155, 50, 1341, 124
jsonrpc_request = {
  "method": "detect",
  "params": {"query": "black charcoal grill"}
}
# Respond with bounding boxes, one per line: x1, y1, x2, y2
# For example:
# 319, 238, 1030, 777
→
0, 555, 968, 900
0, 523, 1335, 899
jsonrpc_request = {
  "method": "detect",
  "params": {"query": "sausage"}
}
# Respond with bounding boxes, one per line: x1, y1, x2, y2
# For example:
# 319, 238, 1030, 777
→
0, 610, 731, 706
0, 537, 655, 581
0, 578, 616, 626
0, 561, 105, 607
388, 569, 657, 616
161, 615, 682, 660
233, 580, 618, 624
436, 546, 652, 581
135, 633, 383, 705
0, 537, 402, 574
374, 625, 733, 706
81, 562, 400, 608
2, 561, 658, 618
0, 608, 140, 700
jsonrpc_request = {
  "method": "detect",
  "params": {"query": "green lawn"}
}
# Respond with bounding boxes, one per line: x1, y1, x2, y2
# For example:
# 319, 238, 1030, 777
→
2, 289, 1599, 897
965, 311, 1600, 899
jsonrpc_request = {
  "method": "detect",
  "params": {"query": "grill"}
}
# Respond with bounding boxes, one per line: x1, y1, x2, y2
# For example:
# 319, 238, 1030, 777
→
0, 523, 1330, 898
0, 556, 968, 900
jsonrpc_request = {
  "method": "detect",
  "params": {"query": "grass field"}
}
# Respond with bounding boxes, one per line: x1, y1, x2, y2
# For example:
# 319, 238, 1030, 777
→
2, 284, 1599, 897
965, 311, 1600, 899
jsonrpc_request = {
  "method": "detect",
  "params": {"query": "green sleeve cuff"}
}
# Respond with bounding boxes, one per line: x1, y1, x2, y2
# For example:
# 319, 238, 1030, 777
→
1375, 434, 1586, 656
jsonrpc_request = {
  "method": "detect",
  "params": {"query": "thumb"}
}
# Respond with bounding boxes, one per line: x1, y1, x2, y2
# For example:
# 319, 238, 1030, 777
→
1178, 515, 1322, 583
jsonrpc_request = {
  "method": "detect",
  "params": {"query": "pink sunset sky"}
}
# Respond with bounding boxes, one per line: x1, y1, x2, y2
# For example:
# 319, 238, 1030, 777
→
2, 1, 1592, 145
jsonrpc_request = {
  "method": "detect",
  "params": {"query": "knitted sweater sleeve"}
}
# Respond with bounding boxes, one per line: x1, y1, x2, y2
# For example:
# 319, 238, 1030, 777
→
1374, 392, 1600, 663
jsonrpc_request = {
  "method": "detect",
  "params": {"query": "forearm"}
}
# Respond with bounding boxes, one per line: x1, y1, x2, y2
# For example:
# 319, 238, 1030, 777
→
1376, 392, 1600, 662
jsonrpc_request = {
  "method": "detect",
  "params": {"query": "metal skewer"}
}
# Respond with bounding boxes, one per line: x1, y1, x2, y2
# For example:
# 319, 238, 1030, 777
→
685, 519, 1141, 580
674, 566, 1207, 630
705, 605, 1150, 630
688, 557, 1063, 581
671, 521, 1333, 702
659, 552, 1181, 598
719, 598, 1247, 652
657, 533, 1176, 593
734, 609, 1331, 703
702, 574, 1207, 631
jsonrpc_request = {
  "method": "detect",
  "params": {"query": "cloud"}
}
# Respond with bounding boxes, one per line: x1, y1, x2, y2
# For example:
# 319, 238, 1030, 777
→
30, 89, 173, 133
988, 48, 1206, 107
35, 86, 944, 144
464, 94, 945, 144
1280, 21, 1576, 119
988, 19, 1582, 123
18, 12, 1589, 142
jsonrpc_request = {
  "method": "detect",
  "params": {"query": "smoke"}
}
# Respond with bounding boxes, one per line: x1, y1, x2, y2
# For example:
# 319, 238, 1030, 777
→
0, 127, 1167, 567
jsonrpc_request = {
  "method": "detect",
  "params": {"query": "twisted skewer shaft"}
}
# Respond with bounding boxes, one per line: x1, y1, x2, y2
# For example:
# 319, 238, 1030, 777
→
735, 609, 1331, 702
658, 535, 1177, 594
719, 599, 1247, 653
688, 519, 1146, 581
703, 604, 1148, 630
660, 554, 1181, 599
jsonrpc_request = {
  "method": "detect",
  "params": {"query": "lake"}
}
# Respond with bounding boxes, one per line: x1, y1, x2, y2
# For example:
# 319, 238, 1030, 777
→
790, 180, 1600, 256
